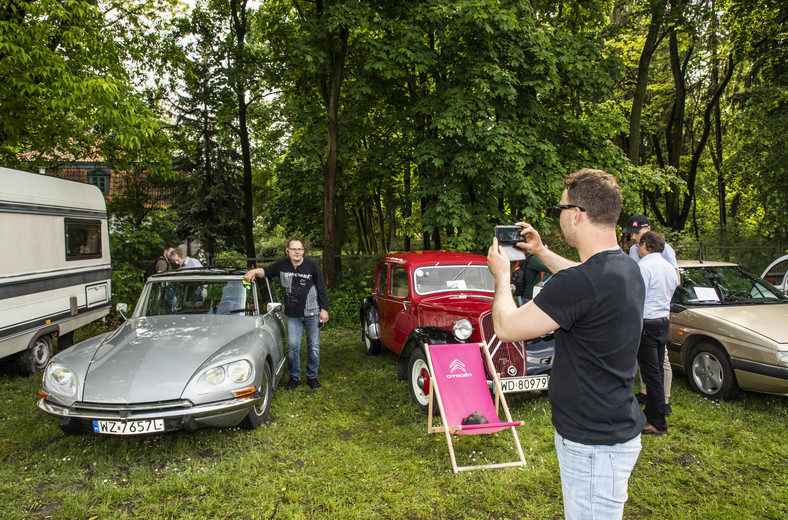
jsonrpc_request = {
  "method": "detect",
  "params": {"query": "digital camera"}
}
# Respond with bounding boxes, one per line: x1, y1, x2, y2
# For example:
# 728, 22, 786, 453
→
494, 225, 525, 244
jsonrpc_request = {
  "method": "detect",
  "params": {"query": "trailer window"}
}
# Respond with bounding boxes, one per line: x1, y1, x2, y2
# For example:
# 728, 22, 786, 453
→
65, 219, 102, 260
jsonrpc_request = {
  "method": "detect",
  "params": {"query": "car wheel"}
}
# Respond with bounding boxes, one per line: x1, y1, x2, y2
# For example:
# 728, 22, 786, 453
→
408, 347, 437, 414
16, 334, 53, 375
239, 362, 273, 429
361, 312, 381, 355
687, 342, 740, 401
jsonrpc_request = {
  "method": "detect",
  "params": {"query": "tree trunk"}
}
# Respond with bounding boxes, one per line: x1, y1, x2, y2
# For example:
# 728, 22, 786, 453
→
322, 28, 348, 289
229, 0, 255, 265
627, 1, 665, 164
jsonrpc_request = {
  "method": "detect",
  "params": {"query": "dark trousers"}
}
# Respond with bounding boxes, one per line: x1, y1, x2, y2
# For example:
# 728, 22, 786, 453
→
637, 318, 669, 431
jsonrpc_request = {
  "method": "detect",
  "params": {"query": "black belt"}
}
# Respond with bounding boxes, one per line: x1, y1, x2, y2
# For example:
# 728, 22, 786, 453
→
643, 317, 669, 324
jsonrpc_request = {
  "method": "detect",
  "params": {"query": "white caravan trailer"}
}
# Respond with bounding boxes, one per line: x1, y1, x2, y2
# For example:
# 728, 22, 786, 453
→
0, 167, 112, 373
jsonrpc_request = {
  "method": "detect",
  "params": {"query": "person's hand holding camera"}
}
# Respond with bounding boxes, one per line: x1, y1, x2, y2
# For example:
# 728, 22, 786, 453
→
513, 222, 546, 256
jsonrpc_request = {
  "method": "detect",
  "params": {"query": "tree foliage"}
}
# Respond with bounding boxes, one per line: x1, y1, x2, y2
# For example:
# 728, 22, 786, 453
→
0, 0, 176, 166
3, 0, 786, 288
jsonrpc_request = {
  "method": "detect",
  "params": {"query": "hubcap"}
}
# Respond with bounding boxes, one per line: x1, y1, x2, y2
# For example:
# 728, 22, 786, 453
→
693, 353, 722, 394
416, 366, 430, 395
33, 340, 50, 366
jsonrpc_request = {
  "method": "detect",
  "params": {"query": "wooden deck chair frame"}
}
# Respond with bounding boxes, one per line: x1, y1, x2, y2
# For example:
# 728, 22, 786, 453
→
425, 341, 527, 474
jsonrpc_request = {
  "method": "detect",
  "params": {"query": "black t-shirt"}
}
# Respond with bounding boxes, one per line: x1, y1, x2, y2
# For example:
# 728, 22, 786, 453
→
533, 250, 646, 445
263, 258, 329, 318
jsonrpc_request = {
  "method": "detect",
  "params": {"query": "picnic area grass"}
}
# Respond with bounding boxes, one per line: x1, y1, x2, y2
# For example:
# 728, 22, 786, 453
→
1, 325, 786, 519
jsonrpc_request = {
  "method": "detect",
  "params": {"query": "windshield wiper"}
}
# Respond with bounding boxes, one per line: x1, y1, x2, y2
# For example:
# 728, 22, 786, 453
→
452, 262, 472, 281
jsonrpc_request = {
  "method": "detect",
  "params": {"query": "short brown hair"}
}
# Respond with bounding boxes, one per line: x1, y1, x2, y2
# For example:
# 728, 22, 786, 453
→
640, 231, 665, 254
563, 168, 622, 227
287, 236, 304, 249
170, 247, 186, 260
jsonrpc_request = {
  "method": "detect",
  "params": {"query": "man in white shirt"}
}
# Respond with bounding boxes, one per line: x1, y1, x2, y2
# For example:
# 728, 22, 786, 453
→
169, 247, 203, 269
636, 231, 679, 435
625, 214, 679, 411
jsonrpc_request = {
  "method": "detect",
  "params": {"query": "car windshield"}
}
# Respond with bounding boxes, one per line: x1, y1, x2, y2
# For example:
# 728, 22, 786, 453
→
141, 280, 255, 316
413, 264, 494, 295
675, 266, 788, 305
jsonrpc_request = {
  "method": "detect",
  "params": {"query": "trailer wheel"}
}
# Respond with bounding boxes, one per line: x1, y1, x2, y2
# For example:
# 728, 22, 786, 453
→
17, 334, 53, 374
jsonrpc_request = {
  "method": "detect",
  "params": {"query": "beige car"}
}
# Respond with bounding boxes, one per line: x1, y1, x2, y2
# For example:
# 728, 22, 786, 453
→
668, 260, 788, 400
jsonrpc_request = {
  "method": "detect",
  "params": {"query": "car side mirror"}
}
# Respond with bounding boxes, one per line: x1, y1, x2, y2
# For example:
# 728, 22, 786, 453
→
116, 303, 128, 320
266, 302, 282, 314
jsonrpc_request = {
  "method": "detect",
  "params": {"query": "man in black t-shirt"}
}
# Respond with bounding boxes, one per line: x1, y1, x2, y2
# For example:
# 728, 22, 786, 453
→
245, 237, 329, 390
488, 169, 646, 520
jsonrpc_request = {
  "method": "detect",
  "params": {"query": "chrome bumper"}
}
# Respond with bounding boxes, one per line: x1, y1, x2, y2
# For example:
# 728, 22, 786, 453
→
37, 394, 262, 423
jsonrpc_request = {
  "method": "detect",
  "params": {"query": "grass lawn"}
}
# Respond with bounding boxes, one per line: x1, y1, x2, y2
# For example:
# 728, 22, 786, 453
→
1, 326, 787, 519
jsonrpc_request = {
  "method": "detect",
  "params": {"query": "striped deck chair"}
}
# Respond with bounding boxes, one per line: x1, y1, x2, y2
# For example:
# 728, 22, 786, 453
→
424, 342, 527, 473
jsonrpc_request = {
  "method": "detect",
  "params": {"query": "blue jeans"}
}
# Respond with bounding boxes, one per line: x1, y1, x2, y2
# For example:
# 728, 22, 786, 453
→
287, 316, 320, 381
554, 431, 642, 520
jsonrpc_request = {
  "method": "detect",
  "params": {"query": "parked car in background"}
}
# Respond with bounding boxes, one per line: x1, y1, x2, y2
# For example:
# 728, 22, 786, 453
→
669, 260, 788, 401
360, 251, 554, 412
761, 254, 788, 294
37, 269, 286, 435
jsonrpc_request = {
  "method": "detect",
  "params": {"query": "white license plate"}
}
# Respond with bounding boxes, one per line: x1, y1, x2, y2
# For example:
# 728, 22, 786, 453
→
499, 375, 549, 393
92, 419, 165, 435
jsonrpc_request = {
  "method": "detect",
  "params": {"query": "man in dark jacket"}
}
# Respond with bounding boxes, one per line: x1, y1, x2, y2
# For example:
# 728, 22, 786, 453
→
244, 237, 329, 390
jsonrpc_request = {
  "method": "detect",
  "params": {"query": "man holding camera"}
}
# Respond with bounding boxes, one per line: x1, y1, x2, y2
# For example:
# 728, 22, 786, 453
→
487, 169, 646, 520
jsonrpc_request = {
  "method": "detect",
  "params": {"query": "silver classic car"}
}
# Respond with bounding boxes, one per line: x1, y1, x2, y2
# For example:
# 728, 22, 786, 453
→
37, 269, 287, 435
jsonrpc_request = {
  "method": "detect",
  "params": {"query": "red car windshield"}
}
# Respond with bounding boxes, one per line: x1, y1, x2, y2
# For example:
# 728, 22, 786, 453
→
413, 264, 494, 295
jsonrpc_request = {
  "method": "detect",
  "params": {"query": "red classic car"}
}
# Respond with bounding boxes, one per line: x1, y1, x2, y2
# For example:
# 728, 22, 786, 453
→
360, 250, 553, 411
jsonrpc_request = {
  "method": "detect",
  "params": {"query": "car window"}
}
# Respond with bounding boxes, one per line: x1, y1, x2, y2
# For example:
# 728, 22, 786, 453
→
413, 265, 495, 295
675, 266, 787, 304
390, 267, 409, 298
142, 280, 255, 316
257, 279, 272, 311
376, 265, 388, 294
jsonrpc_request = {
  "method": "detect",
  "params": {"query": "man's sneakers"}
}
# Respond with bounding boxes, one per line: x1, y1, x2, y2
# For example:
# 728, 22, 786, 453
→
307, 378, 321, 389
286, 379, 300, 390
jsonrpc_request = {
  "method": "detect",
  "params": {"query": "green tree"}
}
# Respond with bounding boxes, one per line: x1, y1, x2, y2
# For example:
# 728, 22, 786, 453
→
0, 0, 174, 166
169, 3, 246, 263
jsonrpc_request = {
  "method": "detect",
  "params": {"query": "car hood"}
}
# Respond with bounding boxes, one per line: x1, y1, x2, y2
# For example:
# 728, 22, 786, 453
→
418, 293, 493, 312
80, 316, 258, 404
675, 303, 788, 344
416, 293, 493, 323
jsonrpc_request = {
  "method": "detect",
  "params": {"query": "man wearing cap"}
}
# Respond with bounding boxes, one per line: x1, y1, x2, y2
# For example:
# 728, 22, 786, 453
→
623, 214, 678, 273
623, 214, 679, 415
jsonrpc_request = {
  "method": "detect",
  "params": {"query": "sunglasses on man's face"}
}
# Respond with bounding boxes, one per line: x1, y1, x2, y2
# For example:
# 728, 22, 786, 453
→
551, 204, 587, 219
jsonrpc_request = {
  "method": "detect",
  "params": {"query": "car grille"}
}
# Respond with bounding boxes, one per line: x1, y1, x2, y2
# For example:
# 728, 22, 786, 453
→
75, 399, 192, 414
481, 312, 528, 377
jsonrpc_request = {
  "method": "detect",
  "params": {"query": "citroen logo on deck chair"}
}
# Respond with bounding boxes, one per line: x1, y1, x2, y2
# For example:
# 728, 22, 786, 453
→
447, 358, 471, 378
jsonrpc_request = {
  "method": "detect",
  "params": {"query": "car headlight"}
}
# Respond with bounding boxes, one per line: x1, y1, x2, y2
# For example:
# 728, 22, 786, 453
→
204, 366, 225, 385
452, 319, 473, 340
196, 359, 254, 394
777, 351, 788, 364
43, 362, 77, 398
227, 360, 252, 383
